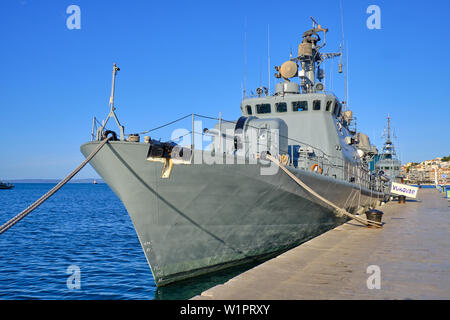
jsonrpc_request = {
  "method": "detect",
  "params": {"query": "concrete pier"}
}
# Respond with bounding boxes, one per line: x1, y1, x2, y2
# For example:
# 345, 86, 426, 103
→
193, 189, 450, 300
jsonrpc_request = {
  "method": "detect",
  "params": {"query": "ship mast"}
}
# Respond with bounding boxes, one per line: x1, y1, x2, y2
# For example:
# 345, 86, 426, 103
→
98, 63, 125, 140
382, 114, 396, 159
277, 18, 341, 94
387, 114, 391, 140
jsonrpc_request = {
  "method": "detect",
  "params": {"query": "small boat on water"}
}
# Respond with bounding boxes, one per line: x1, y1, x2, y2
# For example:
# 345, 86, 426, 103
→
0, 181, 14, 190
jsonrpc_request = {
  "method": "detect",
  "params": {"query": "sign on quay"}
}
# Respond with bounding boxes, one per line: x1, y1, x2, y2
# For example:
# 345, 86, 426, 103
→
390, 182, 419, 198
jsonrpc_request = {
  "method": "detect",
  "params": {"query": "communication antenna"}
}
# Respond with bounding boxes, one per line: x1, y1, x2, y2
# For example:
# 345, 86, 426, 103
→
259, 57, 262, 89
243, 17, 247, 99
340, 0, 345, 48
267, 24, 271, 95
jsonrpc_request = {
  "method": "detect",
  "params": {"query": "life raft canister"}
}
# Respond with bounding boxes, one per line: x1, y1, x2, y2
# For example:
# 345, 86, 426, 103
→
279, 154, 290, 166
311, 164, 323, 174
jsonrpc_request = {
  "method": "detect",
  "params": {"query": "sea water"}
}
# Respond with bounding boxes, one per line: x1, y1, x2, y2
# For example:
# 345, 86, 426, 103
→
0, 183, 253, 300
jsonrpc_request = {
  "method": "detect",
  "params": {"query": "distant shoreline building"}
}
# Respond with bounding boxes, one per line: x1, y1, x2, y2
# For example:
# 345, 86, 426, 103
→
403, 157, 450, 185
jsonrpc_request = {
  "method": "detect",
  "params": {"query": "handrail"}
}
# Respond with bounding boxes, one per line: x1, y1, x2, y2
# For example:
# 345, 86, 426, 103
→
118, 112, 382, 192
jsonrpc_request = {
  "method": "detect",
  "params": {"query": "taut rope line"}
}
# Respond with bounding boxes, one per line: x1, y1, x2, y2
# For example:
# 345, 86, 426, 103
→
265, 153, 382, 228
0, 137, 112, 235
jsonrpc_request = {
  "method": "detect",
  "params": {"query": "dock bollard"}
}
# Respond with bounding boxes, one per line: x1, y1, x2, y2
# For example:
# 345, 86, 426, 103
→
398, 195, 406, 204
365, 209, 383, 229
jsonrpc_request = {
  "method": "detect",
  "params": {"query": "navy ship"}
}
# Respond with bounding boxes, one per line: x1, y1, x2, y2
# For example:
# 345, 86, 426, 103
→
81, 20, 386, 286
375, 115, 402, 183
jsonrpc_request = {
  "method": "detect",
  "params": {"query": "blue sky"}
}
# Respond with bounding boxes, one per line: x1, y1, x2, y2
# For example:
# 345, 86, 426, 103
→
1, 0, 449, 179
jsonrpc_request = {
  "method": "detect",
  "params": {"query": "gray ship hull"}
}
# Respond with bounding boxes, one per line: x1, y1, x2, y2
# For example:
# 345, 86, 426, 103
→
81, 141, 383, 286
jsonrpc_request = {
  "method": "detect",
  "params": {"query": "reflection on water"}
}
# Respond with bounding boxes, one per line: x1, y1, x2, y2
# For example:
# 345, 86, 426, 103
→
0, 183, 341, 299
154, 261, 262, 300
153, 238, 324, 300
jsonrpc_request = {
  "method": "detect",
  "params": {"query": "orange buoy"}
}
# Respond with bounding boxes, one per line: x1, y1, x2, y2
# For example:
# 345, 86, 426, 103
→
311, 164, 323, 174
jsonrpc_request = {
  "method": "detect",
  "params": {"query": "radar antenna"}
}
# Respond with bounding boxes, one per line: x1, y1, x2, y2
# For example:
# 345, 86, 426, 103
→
288, 18, 341, 93
271, 18, 344, 96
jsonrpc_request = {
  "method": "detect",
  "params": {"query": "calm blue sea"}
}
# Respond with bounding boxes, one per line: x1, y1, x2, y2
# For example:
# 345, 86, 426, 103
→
0, 183, 252, 300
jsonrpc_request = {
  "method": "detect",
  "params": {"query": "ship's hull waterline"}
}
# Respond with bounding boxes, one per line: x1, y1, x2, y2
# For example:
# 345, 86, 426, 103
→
81, 141, 383, 286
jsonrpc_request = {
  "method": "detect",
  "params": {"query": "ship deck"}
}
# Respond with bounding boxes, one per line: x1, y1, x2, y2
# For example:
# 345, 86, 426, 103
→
192, 188, 450, 299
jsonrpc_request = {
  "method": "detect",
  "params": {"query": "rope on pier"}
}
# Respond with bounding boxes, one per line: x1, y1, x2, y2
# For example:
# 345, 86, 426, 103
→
265, 153, 382, 228
0, 137, 112, 235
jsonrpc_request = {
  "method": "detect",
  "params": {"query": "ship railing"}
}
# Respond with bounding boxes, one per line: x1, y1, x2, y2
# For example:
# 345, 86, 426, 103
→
294, 149, 382, 193
123, 113, 383, 193
133, 113, 337, 160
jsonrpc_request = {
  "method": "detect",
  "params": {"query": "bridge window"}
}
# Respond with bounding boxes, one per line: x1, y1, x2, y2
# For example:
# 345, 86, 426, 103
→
246, 105, 252, 115
313, 100, 321, 110
276, 102, 287, 113
256, 104, 271, 114
292, 101, 308, 112
326, 100, 333, 112
333, 102, 342, 117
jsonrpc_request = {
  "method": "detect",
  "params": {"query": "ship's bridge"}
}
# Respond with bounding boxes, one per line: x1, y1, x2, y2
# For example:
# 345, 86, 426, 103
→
240, 92, 342, 118
238, 91, 355, 169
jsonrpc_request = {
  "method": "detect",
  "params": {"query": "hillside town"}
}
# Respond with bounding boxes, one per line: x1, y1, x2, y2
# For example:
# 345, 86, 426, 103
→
402, 156, 450, 185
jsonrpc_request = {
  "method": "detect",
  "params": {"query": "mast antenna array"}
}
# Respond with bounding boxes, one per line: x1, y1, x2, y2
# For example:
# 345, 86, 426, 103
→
279, 17, 340, 94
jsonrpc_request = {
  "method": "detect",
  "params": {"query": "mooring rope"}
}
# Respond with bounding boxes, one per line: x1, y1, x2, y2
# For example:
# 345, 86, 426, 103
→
139, 114, 192, 135
265, 153, 382, 228
0, 137, 112, 235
